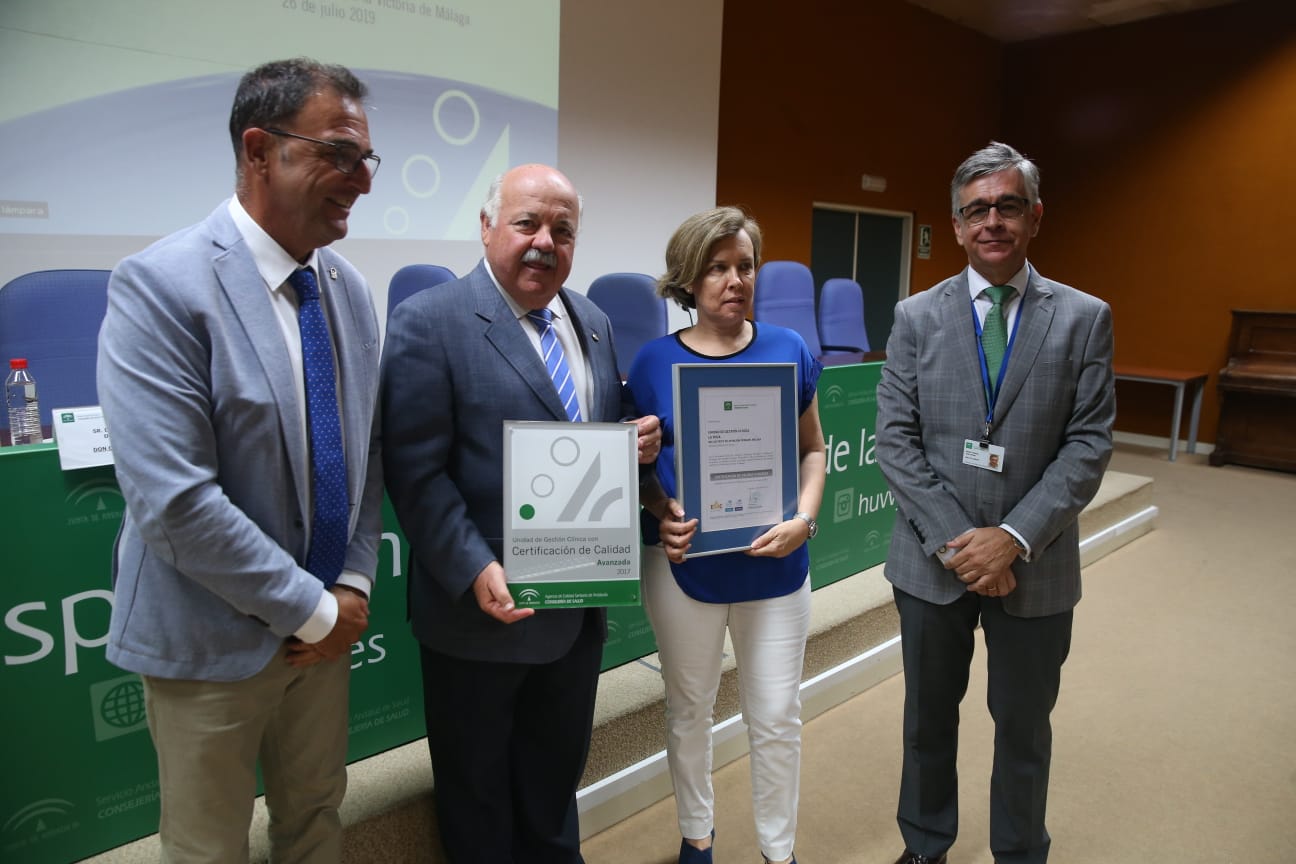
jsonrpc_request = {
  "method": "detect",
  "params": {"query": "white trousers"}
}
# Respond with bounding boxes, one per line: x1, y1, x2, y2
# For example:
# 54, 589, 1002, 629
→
641, 544, 811, 862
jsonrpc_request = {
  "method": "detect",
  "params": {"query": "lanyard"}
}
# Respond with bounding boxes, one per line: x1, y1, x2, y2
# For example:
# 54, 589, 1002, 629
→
971, 281, 1026, 440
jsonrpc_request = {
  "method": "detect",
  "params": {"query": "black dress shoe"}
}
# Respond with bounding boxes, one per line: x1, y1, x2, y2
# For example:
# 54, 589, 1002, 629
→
891, 851, 947, 864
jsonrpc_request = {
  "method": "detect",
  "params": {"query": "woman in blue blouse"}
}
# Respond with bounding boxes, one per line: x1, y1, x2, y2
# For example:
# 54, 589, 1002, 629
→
628, 207, 826, 864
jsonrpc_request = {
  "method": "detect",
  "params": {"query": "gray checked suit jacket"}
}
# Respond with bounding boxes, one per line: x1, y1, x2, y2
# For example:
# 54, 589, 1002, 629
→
99, 201, 384, 681
381, 260, 626, 663
875, 267, 1115, 618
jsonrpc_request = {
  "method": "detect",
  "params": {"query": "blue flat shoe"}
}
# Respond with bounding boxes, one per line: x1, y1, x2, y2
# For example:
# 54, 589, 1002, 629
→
678, 829, 715, 864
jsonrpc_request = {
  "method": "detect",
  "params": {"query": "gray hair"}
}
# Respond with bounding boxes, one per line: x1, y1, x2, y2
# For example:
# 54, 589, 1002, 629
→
950, 141, 1041, 215
657, 206, 763, 311
480, 171, 584, 232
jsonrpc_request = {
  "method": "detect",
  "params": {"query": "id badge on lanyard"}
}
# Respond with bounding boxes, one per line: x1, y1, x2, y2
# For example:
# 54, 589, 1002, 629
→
966, 284, 1026, 474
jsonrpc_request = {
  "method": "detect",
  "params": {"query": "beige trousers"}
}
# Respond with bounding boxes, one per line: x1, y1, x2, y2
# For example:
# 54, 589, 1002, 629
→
142, 644, 351, 864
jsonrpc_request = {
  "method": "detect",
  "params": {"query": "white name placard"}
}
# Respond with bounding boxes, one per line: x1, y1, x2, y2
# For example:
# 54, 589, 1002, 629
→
52, 406, 115, 470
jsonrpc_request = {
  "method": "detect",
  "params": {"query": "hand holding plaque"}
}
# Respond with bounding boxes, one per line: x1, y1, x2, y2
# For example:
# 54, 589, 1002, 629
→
671, 363, 801, 557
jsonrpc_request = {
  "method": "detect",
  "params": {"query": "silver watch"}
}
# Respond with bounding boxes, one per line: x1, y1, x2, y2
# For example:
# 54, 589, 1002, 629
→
794, 511, 818, 539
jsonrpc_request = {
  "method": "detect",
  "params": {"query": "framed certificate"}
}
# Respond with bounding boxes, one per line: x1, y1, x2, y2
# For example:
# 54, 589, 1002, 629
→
502, 421, 641, 607
672, 362, 800, 557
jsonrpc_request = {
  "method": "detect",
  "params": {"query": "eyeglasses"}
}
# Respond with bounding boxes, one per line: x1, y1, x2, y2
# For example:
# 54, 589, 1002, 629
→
264, 128, 381, 179
957, 195, 1029, 225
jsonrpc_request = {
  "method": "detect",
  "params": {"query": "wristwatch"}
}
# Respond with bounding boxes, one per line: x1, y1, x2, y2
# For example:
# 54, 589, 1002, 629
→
794, 512, 818, 539
1000, 525, 1028, 559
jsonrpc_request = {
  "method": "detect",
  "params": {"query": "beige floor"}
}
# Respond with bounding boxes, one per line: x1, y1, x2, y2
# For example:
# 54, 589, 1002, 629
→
580, 445, 1296, 864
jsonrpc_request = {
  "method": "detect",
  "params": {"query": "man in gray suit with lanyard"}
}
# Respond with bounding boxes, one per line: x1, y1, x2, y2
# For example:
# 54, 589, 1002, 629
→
98, 58, 383, 863
876, 142, 1115, 864
381, 163, 660, 863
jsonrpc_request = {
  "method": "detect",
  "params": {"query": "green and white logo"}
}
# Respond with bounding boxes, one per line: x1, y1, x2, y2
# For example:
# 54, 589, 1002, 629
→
514, 434, 628, 528
833, 487, 854, 523
3, 797, 76, 841
90, 674, 147, 742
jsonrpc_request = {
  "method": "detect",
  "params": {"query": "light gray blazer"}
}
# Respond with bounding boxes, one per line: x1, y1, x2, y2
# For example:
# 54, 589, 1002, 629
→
875, 267, 1115, 618
99, 202, 384, 681
381, 261, 626, 663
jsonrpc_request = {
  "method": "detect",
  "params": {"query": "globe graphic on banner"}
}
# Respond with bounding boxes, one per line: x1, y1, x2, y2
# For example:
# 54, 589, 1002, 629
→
101, 680, 146, 728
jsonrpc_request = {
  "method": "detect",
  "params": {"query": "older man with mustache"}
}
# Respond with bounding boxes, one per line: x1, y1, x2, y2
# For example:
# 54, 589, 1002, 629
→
381, 164, 661, 863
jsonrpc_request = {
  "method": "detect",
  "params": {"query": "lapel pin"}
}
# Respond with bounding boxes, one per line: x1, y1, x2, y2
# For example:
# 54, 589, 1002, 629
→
591, 332, 599, 342
328, 267, 338, 280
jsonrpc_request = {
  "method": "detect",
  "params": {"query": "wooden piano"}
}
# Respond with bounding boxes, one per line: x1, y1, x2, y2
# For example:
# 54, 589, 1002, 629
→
1210, 310, 1296, 472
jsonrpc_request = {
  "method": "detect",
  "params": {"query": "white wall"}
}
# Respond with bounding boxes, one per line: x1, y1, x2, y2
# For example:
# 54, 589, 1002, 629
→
558, 0, 721, 331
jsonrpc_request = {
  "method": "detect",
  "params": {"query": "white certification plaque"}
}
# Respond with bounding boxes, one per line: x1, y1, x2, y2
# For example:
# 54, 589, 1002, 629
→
697, 386, 783, 533
673, 363, 801, 557
502, 421, 641, 608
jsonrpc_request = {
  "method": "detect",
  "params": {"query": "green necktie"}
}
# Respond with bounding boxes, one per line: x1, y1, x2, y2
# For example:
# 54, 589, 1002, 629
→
981, 285, 1014, 394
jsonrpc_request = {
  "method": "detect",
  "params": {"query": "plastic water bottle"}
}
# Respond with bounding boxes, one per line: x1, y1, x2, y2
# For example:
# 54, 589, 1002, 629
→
5, 358, 41, 446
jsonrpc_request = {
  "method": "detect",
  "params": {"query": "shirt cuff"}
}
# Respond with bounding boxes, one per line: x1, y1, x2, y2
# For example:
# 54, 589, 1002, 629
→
294, 588, 337, 645
335, 570, 372, 599
999, 524, 1032, 561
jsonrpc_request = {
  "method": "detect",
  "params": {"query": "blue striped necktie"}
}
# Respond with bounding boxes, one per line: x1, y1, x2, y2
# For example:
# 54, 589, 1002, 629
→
288, 267, 348, 587
525, 308, 583, 422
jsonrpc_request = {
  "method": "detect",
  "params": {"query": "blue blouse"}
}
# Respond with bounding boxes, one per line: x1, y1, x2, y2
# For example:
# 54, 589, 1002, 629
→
626, 322, 822, 603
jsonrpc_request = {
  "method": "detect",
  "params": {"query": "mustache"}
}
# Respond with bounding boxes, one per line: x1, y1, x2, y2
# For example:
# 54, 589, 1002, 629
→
521, 248, 558, 268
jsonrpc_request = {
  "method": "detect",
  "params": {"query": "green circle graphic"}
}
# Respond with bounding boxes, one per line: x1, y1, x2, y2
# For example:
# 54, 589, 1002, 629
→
519, 504, 535, 520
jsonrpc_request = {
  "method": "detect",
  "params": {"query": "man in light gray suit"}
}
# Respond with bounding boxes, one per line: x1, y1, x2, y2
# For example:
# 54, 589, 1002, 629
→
876, 142, 1115, 864
97, 58, 383, 863
381, 163, 659, 863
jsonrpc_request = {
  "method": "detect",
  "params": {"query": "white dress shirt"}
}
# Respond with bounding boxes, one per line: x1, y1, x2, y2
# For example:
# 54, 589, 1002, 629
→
963, 261, 1034, 561
227, 197, 371, 643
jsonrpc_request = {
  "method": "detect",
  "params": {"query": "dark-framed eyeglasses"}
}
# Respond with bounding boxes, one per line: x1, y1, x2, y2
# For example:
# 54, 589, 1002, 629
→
957, 195, 1029, 226
264, 128, 381, 179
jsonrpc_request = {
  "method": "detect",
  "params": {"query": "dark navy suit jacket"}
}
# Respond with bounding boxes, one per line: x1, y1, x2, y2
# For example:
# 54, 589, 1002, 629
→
381, 260, 625, 662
